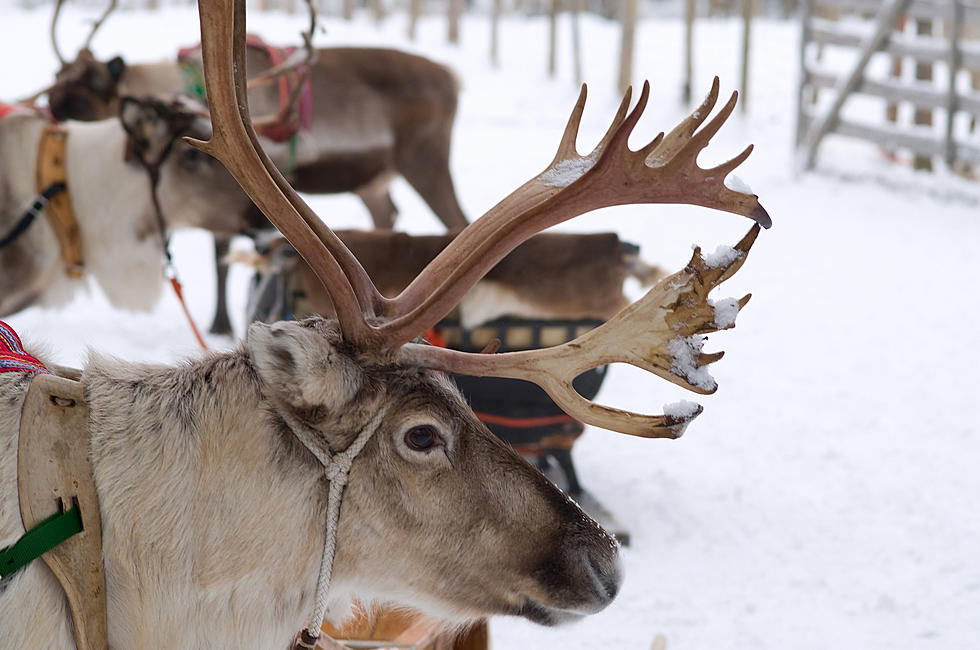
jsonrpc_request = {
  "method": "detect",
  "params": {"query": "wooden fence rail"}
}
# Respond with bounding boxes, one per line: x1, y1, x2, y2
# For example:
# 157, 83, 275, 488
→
796, 0, 980, 172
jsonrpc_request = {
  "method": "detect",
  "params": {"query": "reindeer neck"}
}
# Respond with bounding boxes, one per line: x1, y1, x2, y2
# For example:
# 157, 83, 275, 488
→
117, 60, 184, 98
63, 118, 169, 311
82, 350, 330, 648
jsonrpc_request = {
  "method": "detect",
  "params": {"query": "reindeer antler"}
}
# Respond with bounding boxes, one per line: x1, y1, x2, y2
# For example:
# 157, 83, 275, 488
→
375, 78, 770, 346
192, 0, 769, 437
399, 226, 759, 438
50, 0, 68, 66
81, 0, 118, 52
247, 0, 318, 93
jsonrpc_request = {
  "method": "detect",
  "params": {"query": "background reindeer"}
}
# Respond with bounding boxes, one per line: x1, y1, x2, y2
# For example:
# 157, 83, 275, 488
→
240, 229, 663, 327
0, 0, 767, 645
38, 0, 469, 335
0, 98, 250, 318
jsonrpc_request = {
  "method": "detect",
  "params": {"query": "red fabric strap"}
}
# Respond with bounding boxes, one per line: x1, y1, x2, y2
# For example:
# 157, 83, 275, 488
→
0, 321, 50, 374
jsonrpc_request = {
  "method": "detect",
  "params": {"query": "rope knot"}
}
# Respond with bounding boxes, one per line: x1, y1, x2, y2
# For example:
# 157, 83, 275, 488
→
325, 455, 352, 483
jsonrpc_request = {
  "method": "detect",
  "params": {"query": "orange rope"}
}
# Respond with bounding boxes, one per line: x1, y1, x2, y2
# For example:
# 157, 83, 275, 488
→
169, 276, 209, 351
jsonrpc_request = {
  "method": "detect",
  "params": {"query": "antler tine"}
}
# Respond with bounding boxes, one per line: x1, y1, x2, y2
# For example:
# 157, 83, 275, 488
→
375, 81, 769, 349
50, 0, 67, 66
645, 76, 720, 166
594, 84, 634, 154
552, 84, 588, 162
191, 0, 382, 345
397, 225, 762, 438
17, 83, 60, 106
82, 0, 118, 52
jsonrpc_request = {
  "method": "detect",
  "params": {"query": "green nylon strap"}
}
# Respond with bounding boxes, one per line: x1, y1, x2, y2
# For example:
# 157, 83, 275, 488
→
283, 133, 299, 177
0, 504, 83, 579
179, 61, 207, 101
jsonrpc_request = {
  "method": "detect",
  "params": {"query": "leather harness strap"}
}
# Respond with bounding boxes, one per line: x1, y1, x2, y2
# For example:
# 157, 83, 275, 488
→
36, 125, 84, 279
17, 371, 108, 650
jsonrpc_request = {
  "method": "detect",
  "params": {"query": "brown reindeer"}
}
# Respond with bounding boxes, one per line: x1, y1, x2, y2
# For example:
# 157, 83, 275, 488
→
0, 1, 769, 647
239, 229, 664, 326
39, 0, 468, 334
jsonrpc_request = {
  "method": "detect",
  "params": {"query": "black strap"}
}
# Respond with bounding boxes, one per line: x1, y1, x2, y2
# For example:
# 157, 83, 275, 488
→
0, 182, 66, 250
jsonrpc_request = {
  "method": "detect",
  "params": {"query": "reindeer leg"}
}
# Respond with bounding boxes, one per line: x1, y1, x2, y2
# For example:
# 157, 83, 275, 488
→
209, 235, 233, 336
397, 128, 467, 230
355, 180, 398, 230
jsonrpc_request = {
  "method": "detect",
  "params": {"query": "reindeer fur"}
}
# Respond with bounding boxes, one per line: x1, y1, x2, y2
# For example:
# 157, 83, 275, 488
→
0, 317, 621, 648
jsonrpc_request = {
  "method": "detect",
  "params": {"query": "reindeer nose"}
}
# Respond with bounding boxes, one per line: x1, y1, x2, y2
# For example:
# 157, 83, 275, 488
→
587, 550, 622, 604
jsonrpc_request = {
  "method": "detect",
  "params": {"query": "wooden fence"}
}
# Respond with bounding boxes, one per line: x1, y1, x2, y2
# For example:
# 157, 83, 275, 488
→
796, 0, 980, 172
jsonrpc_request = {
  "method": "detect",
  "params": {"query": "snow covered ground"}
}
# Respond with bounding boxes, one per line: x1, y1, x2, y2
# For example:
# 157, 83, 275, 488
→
3, 4, 980, 649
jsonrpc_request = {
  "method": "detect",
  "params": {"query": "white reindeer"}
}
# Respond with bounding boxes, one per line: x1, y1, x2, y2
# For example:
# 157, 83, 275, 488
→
0, 1, 770, 646
0, 97, 251, 317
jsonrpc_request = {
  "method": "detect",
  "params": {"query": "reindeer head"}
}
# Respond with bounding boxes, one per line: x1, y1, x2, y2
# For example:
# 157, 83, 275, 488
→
246, 317, 620, 625
43, 0, 125, 122
190, 0, 770, 640
48, 49, 126, 122
117, 95, 252, 235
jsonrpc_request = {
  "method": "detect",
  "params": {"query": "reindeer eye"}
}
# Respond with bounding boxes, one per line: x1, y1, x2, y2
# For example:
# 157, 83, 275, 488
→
404, 425, 443, 452
179, 147, 206, 168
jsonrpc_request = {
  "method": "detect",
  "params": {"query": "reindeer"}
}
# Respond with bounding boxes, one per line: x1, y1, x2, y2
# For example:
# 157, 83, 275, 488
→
38, 0, 469, 335
239, 229, 665, 327
0, 98, 251, 318
0, 0, 770, 647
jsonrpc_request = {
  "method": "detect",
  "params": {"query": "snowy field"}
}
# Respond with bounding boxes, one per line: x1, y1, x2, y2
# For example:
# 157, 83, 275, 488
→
3, 3, 980, 649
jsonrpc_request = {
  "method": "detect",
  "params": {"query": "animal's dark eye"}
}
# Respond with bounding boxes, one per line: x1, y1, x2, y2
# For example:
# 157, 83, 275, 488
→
178, 147, 206, 168
404, 425, 443, 452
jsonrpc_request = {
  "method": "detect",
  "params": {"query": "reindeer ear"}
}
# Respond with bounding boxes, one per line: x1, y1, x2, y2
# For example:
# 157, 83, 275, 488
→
107, 56, 126, 81
248, 321, 365, 413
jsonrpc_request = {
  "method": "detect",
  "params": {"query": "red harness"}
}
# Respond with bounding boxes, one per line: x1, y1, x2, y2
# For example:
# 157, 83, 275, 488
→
177, 35, 313, 143
0, 321, 50, 374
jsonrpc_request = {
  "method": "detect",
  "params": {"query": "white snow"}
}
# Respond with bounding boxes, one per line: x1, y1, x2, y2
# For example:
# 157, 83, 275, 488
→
662, 399, 701, 419
703, 243, 742, 268
4, 6, 980, 650
539, 149, 599, 187
724, 173, 754, 194
668, 335, 717, 392
711, 296, 740, 328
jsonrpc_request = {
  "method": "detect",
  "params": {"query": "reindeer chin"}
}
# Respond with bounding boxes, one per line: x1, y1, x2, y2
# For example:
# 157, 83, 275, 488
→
515, 598, 587, 627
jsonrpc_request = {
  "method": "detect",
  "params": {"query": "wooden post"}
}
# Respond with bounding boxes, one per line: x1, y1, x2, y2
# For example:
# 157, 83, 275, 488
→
548, 0, 559, 78
409, 0, 422, 40
571, 0, 584, 85
801, 0, 912, 170
618, 0, 638, 94
740, 0, 753, 114
945, 0, 963, 167
682, 0, 695, 103
913, 17, 935, 170
342, 0, 354, 20
490, 0, 502, 66
448, 0, 462, 43
884, 14, 905, 157
794, 0, 811, 147
370, 0, 385, 23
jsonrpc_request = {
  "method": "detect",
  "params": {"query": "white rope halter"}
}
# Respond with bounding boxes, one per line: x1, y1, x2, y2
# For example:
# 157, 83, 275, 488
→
289, 410, 385, 644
